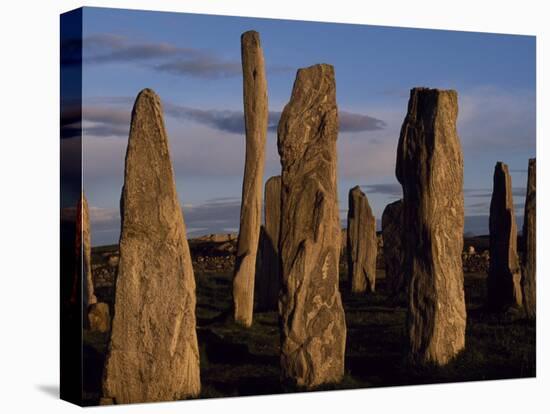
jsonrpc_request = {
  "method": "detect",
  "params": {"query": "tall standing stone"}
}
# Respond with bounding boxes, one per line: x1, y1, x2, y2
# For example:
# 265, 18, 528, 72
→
82, 194, 97, 309
488, 162, 523, 311
522, 158, 536, 319
233, 30, 268, 327
278, 64, 346, 388
256, 175, 281, 311
102, 89, 200, 404
382, 199, 405, 297
76, 193, 97, 310
347, 186, 377, 293
396, 87, 466, 365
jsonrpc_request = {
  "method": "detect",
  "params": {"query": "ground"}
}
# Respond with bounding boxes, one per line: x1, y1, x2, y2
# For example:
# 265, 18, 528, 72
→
82, 241, 535, 405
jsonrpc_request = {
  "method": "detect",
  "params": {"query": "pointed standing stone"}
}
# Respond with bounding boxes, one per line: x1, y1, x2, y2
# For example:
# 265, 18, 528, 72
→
347, 186, 377, 293
381, 199, 405, 297
233, 30, 268, 327
522, 158, 536, 319
488, 162, 523, 311
102, 89, 200, 404
278, 64, 346, 388
256, 175, 281, 311
396, 87, 466, 365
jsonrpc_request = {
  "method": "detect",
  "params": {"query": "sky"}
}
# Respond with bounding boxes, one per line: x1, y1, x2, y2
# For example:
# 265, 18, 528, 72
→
69, 7, 535, 246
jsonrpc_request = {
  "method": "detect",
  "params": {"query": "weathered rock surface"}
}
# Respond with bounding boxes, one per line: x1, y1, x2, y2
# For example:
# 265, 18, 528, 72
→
79, 194, 97, 310
488, 162, 523, 311
522, 158, 536, 319
102, 89, 200, 404
277, 64, 346, 388
233, 30, 268, 327
347, 186, 377, 293
396, 87, 466, 365
256, 176, 281, 311
381, 199, 405, 296
88, 302, 110, 333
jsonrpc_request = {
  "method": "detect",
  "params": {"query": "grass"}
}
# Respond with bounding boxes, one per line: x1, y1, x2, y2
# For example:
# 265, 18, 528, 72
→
82, 264, 535, 404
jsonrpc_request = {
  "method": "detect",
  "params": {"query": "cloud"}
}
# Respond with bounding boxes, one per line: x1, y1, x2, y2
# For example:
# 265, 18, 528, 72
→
62, 33, 292, 80
89, 206, 119, 223
164, 103, 245, 134
155, 58, 242, 79
83, 33, 195, 64
466, 187, 526, 199
88, 198, 242, 246
468, 201, 490, 209
338, 111, 387, 132
82, 106, 131, 138
82, 97, 387, 138
360, 183, 402, 198
266, 110, 386, 133
60, 101, 82, 139
184, 198, 241, 228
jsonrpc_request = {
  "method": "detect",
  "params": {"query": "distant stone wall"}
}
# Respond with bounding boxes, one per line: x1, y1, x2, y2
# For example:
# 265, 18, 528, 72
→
92, 235, 492, 297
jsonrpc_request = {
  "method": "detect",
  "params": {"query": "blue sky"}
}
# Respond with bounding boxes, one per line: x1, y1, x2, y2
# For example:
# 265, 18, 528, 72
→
73, 7, 536, 245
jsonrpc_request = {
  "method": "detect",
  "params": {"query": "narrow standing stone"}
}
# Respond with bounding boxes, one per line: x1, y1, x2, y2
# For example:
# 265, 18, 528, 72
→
102, 89, 200, 404
522, 158, 536, 319
278, 64, 346, 388
347, 186, 377, 293
233, 30, 268, 327
256, 176, 281, 311
396, 87, 466, 365
488, 162, 523, 311
78, 193, 97, 310
381, 199, 405, 297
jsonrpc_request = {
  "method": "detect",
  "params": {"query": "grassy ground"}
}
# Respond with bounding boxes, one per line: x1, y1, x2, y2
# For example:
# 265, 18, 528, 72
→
82, 264, 535, 404
195, 268, 535, 398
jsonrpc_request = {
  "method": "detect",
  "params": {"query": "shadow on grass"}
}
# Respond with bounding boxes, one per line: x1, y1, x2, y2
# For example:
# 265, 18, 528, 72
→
82, 252, 535, 402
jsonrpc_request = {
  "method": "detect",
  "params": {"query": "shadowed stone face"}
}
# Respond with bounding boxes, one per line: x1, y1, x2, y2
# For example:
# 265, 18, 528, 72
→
278, 64, 346, 388
382, 199, 405, 297
347, 186, 377, 293
396, 87, 466, 366
256, 175, 281, 311
102, 89, 200, 404
522, 158, 536, 319
488, 162, 523, 311
233, 30, 268, 327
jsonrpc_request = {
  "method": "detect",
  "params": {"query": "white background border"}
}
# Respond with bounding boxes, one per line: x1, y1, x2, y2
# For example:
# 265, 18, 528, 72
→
0, 0, 547, 412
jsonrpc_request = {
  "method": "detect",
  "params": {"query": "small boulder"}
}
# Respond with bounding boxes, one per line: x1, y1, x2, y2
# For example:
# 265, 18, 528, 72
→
88, 302, 111, 333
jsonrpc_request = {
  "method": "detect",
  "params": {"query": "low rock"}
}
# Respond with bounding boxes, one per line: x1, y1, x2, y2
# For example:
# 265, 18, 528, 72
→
88, 302, 111, 333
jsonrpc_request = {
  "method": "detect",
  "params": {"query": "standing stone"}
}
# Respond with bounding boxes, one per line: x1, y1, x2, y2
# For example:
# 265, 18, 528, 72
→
233, 30, 268, 327
347, 186, 377, 293
82, 194, 97, 309
102, 89, 200, 404
522, 158, 536, 319
340, 228, 347, 258
488, 162, 523, 311
77, 194, 97, 310
381, 199, 405, 297
278, 64, 346, 388
80, 194, 113, 333
256, 176, 281, 311
396, 87, 466, 365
